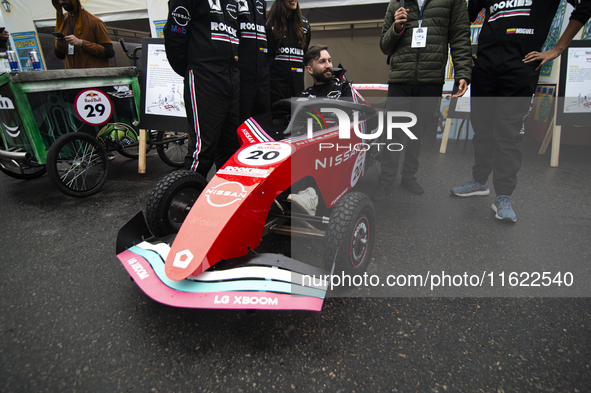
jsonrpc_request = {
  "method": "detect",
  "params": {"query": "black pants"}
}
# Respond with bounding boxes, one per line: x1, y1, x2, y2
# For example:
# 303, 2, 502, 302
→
239, 77, 271, 123
184, 69, 240, 178
269, 68, 305, 105
471, 57, 538, 196
378, 83, 442, 185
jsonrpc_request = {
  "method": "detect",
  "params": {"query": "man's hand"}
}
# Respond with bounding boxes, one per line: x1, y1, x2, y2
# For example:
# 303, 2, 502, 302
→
55, 36, 68, 52
452, 79, 469, 97
394, 7, 409, 33
64, 35, 83, 47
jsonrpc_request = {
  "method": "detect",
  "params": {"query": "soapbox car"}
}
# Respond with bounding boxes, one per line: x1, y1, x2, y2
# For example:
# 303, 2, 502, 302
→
116, 96, 382, 311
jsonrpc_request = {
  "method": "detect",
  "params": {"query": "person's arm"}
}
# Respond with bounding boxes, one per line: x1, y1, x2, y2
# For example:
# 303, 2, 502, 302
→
164, 0, 191, 77
303, 17, 311, 53
468, 0, 486, 23
64, 19, 113, 59
523, 0, 591, 70
380, 0, 406, 56
0, 30, 9, 51
341, 81, 353, 98
65, 35, 106, 58
448, 0, 472, 96
55, 28, 68, 58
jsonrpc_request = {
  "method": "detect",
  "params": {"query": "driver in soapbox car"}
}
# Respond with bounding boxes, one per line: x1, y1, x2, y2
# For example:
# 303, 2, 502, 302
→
116, 96, 383, 311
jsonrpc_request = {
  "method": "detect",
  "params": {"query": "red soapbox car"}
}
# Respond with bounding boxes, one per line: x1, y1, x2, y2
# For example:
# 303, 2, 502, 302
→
116, 95, 382, 311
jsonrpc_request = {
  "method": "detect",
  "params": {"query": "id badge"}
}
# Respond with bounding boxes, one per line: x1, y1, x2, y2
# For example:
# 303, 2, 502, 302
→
411, 27, 428, 48
68, 44, 74, 55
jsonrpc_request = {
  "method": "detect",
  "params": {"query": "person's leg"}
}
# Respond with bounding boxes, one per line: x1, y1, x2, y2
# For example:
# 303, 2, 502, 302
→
372, 84, 412, 201
470, 63, 498, 185
251, 75, 271, 118
215, 74, 241, 171
398, 84, 442, 194
187, 70, 234, 178
490, 62, 538, 197
183, 74, 197, 168
378, 84, 412, 185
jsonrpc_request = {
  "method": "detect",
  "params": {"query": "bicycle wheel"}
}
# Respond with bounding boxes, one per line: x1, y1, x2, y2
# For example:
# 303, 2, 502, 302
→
0, 158, 46, 180
46, 132, 109, 197
116, 127, 141, 159
156, 131, 188, 167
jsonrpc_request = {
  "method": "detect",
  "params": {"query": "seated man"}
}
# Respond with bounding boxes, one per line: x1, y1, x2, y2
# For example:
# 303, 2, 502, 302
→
300, 44, 353, 100
290, 45, 354, 215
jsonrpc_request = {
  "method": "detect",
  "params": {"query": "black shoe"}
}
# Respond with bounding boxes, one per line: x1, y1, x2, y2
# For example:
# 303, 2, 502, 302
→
370, 182, 392, 202
401, 177, 424, 195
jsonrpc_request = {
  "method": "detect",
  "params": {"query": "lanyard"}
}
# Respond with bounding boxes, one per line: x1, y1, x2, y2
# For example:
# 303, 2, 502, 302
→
418, 0, 426, 28
68, 13, 75, 35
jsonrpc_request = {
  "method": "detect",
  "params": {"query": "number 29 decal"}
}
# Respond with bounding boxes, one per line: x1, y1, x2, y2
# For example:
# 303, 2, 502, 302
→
75, 89, 113, 126
236, 142, 292, 166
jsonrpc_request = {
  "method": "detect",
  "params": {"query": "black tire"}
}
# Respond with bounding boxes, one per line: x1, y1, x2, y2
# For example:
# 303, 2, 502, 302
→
46, 132, 109, 197
116, 127, 141, 159
0, 159, 46, 180
156, 131, 188, 167
323, 192, 375, 276
146, 170, 207, 236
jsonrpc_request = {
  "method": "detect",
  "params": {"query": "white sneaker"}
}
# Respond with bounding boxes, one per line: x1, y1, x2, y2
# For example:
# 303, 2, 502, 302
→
288, 187, 318, 216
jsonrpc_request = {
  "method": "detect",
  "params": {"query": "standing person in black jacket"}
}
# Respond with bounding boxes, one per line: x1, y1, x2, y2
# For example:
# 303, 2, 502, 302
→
451, 0, 591, 222
164, 0, 240, 178
266, 0, 311, 105
237, 0, 270, 122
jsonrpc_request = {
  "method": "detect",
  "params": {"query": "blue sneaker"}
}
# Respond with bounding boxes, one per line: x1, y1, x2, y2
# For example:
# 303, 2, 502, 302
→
451, 179, 490, 197
492, 195, 517, 222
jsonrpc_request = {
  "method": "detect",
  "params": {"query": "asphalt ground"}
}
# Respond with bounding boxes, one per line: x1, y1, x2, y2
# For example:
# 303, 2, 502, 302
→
1, 137, 590, 392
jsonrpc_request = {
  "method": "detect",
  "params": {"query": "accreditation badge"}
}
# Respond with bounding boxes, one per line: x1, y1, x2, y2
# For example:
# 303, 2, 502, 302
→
411, 27, 428, 48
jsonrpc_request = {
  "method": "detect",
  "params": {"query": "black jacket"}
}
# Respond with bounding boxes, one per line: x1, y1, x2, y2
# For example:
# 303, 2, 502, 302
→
300, 78, 353, 100
267, 14, 311, 100
469, 0, 591, 63
164, 0, 239, 80
237, 0, 269, 85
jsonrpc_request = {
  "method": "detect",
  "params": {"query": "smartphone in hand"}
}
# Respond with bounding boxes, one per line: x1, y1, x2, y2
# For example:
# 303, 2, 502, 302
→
52, 32, 65, 39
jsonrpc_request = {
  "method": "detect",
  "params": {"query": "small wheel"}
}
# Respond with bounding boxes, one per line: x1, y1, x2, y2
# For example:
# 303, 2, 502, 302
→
156, 131, 188, 167
116, 127, 140, 159
0, 158, 46, 180
323, 192, 375, 276
46, 132, 109, 197
146, 170, 207, 236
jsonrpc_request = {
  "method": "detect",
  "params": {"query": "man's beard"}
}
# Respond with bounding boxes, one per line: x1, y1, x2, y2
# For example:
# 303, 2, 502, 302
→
313, 68, 333, 84
63, 4, 75, 11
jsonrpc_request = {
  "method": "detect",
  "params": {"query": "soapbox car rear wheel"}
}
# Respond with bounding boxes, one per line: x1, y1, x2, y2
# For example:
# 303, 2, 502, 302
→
0, 159, 46, 180
323, 192, 375, 276
46, 132, 109, 197
115, 127, 141, 159
156, 131, 188, 167
146, 170, 207, 236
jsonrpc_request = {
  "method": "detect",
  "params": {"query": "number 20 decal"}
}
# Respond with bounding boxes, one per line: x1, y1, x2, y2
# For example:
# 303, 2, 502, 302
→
75, 89, 113, 126
236, 142, 292, 166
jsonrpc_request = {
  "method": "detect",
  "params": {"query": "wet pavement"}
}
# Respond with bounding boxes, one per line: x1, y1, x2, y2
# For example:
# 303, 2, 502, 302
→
1, 138, 590, 392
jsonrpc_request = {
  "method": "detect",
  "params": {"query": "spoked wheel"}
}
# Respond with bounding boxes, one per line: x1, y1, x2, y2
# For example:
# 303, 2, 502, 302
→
96, 122, 144, 159
146, 170, 207, 236
156, 131, 189, 167
46, 132, 109, 197
0, 158, 46, 180
323, 192, 375, 276
115, 127, 141, 159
